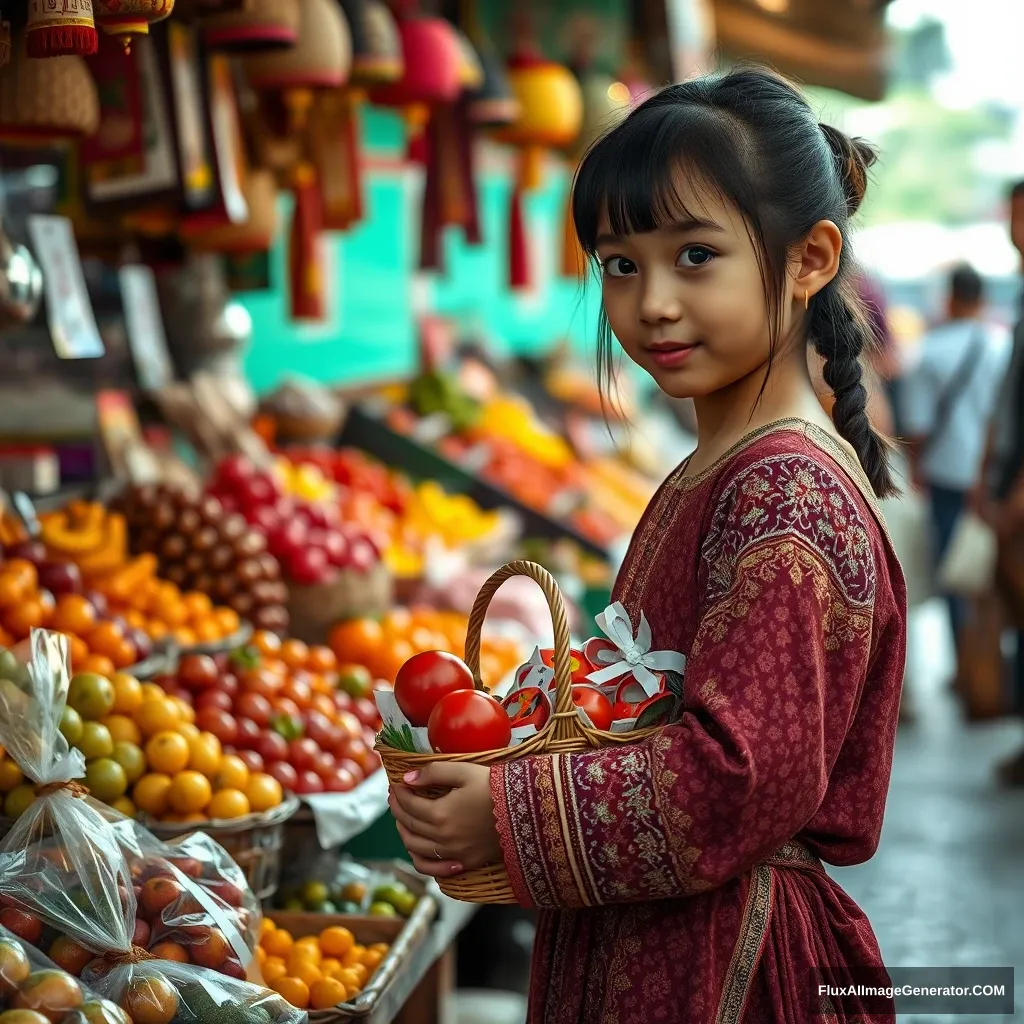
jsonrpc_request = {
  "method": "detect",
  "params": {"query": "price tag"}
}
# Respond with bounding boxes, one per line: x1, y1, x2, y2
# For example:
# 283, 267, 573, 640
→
119, 264, 173, 391
27, 215, 104, 360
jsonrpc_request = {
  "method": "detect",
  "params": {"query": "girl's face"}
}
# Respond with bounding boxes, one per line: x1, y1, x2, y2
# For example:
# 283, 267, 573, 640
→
596, 180, 792, 400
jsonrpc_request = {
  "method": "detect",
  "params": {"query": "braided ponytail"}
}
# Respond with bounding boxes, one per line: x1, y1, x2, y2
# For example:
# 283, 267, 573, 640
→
810, 284, 897, 498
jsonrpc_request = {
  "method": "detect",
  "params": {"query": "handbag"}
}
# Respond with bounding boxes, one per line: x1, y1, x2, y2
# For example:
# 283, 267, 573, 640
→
880, 485, 934, 609
937, 511, 998, 596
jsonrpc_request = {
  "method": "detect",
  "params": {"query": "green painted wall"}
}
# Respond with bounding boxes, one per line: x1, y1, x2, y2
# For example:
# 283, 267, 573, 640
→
239, 109, 602, 393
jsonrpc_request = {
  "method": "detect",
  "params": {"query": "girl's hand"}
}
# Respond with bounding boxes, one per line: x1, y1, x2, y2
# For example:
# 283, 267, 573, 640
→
388, 763, 501, 879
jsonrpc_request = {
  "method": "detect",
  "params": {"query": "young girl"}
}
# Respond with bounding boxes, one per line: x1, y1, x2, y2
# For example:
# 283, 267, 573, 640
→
389, 67, 906, 1023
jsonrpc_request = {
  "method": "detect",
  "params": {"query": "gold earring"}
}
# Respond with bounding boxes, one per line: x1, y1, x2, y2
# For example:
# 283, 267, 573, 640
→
804, 290, 809, 311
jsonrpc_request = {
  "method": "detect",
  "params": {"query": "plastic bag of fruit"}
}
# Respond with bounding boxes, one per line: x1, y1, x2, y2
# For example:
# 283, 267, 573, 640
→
0, 633, 255, 973
0, 922, 127, 1024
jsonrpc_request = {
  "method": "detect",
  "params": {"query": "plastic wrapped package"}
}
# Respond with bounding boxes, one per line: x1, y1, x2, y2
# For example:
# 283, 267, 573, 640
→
0, 922, 127, 1024
0, 631, 306, 1024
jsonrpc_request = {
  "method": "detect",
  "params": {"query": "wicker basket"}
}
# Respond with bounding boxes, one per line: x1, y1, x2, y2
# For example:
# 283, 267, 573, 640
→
140, 795, 300, 902
375, 559, 660, 904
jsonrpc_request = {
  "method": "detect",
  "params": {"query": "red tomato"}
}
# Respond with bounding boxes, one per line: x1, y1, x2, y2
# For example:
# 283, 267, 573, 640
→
394, 650, 474, 727
178, 654, 219, 691
235, 717, 261, 748
571, 685, 614, 731
195, 690, 233, 713
235, 692, 272, 727
427, 690, 512, 754
255, 729, 288, 764
195, 706, 239, 746
267, 760, 298, 791
235, 749, 265, 774
288, 737, 321, 772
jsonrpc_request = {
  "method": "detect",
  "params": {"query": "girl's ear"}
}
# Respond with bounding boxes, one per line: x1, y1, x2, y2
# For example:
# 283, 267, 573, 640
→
794, 219, 843, 301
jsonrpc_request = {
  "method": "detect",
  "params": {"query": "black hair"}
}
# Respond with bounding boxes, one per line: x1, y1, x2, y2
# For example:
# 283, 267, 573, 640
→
1009, 180, 1024, 200
948, 262, 984, 306
571, 65, 897, 499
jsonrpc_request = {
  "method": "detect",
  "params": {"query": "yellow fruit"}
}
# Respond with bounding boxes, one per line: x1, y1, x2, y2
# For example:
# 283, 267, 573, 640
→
309, 977, 347, 1010
135, 698, 182, 738
213, 755, 250, 792
110, 673, 143, 715
103, 714, 142, 746
111, 795, 136, 818
144, 732, 190, 775
206, 788, 250, 820
269, 977, 309, 1010
261, 930, 293, 960
167, 771, 212, 814
319, 927, 354, 959
262, 958, 287, 985
132, 773, 173, 817
244, 773, 283, 812
289, 960, 321, 989
186, 733, 222, 777
0, 757, 24, 792
140, 683, 165, 703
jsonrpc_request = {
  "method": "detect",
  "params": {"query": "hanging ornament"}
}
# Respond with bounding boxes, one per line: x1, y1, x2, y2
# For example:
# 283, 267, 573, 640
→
181, 167, 278, 252
309, 89, 362, 229
368, 6, 460, 163
341, 0, 401, 85
202, 0, 298, 52
0, 17, 10, 69
26, 0, 98, 58
93, 0, 175, 53
492, 46, 582, 290
0, 31, 100, 145
288, 162, 326, 320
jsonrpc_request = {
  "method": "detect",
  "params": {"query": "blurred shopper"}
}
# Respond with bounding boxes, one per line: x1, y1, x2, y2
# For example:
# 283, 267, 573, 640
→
985, 181, 1024, 784
902, 263, 1011, 644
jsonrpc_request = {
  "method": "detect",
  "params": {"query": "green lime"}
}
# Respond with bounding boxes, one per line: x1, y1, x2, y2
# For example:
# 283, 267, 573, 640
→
84, 758, 128, 803
59, 706, 84, 747
300, 881, 329, 907
3, 784, 35, 819
368, 902, 397, 918
391, 891, 417, 917
77, 722, 113, 760
283, 899, 304, 912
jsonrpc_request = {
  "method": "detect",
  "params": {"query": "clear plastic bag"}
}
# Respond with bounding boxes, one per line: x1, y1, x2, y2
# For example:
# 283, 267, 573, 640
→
0, 631, 305, 1024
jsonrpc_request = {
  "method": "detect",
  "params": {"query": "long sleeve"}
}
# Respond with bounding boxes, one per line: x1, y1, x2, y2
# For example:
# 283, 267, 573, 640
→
491, 453, 880, 910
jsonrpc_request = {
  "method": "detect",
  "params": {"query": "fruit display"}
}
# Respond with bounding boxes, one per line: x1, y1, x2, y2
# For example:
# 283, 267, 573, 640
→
276, 860, 418, 918
283, 448, 505, 580
256, 920, 389, 1010
149, 639, 383, 797
112, 485, 288, 637
328, 608, 523, 688
38, 502, 129, 579
204, 455, 383, 589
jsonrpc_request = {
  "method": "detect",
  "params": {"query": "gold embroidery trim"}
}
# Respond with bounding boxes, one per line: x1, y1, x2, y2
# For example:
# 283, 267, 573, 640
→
714, 863, 773, 1024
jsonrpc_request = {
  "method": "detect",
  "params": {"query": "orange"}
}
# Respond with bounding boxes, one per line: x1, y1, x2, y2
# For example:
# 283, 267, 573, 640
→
68, 634, 89, 669
192, 619, 221, 644
306, 645, 337, 673
245, 772, 283, 812
330, 618, 383, 663
4, 559, 37, 592
167, 770, 212, 814
135, 697, 182, 738
109, 637, 137, 670
187, 732, 223, 777
368, 943, 389, 955
360, 948, 384, 973
309, 977, 346, 1010
145, 731, 190, 774
124, 609, 148, 631
51, 594, 98, 636
213, 755, 250, 792
4, 599, 45, 639
341, 947, 362, 968
253, 630, 282, 657
319, 958, 341, 977
140, 682, 166, 703
159, 599, 189, 629
319, 926, 354, 959
169, 696, 195, 725
286, 948, 317, 977
183, 591, 213, 620
292, 937, 322, 963
348, 962, 369, 987
103, 714, 142, 746
280, 639, 309, 670
256, 945, 267, 966
110, 673, 143, 715
0, 574, 25, 608
79, 653, 116, 677
269, 977, 309, 1010
262, 958, 287, 985
260, 918, 276, 936
132, 773, 173, 817
261, 929, 293, 960
206, 788, 250, 820
172, 626, 198, 648
177, 722, 200, 742
149, 941, 189, 964
215, 607, 240, 635
87, 620, 127, 660
330, 967, 362, 994
289, 960, 322, 989
146, 620, 169, 642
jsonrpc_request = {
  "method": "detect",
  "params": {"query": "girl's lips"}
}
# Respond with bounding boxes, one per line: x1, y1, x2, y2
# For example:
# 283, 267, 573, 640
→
648, 343, 698, 368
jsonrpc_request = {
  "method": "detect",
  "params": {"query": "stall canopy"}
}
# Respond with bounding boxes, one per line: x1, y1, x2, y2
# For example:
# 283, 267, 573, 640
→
713, 0, 896, 101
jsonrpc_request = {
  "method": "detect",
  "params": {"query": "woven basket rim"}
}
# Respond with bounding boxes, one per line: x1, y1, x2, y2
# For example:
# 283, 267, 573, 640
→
138, 792, 301, 836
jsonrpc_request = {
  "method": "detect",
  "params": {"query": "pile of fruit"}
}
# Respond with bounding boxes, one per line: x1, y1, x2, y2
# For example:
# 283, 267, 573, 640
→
38, 501, 128, 577
151, 635, 382, 797
112, 485, 289, 637
277, 876, 416, 918
257, 921, 388, 1010
0, 931, 127, 1024
284, 448, 505, 579
328, 608, 522, 688
204, 455, 383, 590
0, 558, 155, 675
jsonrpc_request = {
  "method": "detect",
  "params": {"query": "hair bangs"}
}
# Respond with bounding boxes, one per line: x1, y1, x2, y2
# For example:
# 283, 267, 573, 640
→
572, 102, 753, 259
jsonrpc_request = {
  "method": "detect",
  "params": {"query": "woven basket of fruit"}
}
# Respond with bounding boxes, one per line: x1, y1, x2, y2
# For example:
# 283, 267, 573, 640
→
375, 560, 663, 905
140, 795, 301, 903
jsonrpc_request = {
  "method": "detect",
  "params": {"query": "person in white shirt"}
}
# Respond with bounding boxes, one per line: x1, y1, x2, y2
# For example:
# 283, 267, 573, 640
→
902, 263, 1012, 641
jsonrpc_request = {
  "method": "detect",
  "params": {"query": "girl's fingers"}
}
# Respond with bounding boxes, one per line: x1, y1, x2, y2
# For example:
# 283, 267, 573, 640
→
388, 792, 441, 842
394, 819, 447, 862
391, 785, 444, 827
408, 851, 464, 878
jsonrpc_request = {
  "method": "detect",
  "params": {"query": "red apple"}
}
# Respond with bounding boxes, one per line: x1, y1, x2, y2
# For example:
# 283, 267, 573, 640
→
303, 710, 337, 750
132, 918, 151, 947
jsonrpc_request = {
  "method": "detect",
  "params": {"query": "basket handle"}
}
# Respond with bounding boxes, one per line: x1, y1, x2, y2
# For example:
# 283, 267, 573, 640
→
464, 560, 575, 720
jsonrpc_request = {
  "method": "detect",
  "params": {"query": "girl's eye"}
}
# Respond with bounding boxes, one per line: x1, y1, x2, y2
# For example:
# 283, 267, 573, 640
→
603, 256, 637, 278
677, 245, 716, 268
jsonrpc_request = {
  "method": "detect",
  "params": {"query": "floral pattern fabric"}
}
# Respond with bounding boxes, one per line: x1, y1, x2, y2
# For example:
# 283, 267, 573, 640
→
491, 422, 906, 1023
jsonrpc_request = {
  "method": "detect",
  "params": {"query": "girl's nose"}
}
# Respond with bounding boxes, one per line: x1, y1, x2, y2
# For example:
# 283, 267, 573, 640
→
639, 275, 683, 325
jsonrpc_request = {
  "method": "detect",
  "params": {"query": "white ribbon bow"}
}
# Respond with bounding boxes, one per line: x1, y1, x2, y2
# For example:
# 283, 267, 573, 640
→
515, 647, 555, 693
586, 602, 686, 696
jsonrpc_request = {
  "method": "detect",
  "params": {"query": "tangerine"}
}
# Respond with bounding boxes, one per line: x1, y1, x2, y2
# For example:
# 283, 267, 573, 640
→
192, 620, 221, 644
269, 977, 309, 1010
206, 789, 250, 820
329, 618, 383, 663
147, 942, 188, 964
309, 977, 346, 1010
140, 682, 166, 703
213, 755, 250, 792
103, 715, 142, 746
4, 600, 45, 639
261, 959, 287, 985
260, 929, 293, 960
292, 937, 321, 963
132, 773, 173, 817
280, 639, 309, 670
135, 698, 182, 738
68, 634, 90, 669
110, 673, 143, 715
4, 560, 37, 592
187, 732, 222, 777
245, 773, 283, 812
171, 627, 197, 648
306, 646, 337, 673
214, 608, 240, 635
169, 697, 195, 725
86, 621, 127, 660
145, 732, 190, 775
122, 972, 178, 1024
168, 771, 212, 814
319, 926, 355, 959
51, 595, 97, 636
0, 574, 25, 608
79, 654, 116, 677
253, 630, 282, 656
289, 960, 322, 990
182, 592, 213, 620
361, 948, 384, 973
331, 968, 362, 994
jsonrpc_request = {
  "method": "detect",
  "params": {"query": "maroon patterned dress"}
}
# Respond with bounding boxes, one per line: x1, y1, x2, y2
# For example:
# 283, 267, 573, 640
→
491, 421, 906, 1023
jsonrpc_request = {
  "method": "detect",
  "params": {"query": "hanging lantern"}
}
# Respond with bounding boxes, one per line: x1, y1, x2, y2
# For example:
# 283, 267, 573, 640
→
288, 161, 325, 320
492, 49, 581, 289
368, 9, 461, 161
560, 70, 629, 279
242, 0, 351, 130
451, 26, 482, 93
309, 89, 363, 230
467, 43, 519, 127
26, 0, 98, 58
93, 0, 174, 53
181, 168, 278, 252
0, 32, 100, 145
0, 18, 10, 69
341, 0, 401, 85
202, 0, 298, 52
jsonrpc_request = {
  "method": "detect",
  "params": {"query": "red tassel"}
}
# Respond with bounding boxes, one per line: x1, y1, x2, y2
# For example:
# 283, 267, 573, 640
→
454, 100, 481, 245
509, 184, 529, 290
419, 113, 443, 272
289, 165, 326, 321
343, 96, 364, 224
26, 24, 98, 57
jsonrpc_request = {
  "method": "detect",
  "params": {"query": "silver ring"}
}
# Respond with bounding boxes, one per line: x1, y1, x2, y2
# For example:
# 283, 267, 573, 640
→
433, 846, 441, 860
